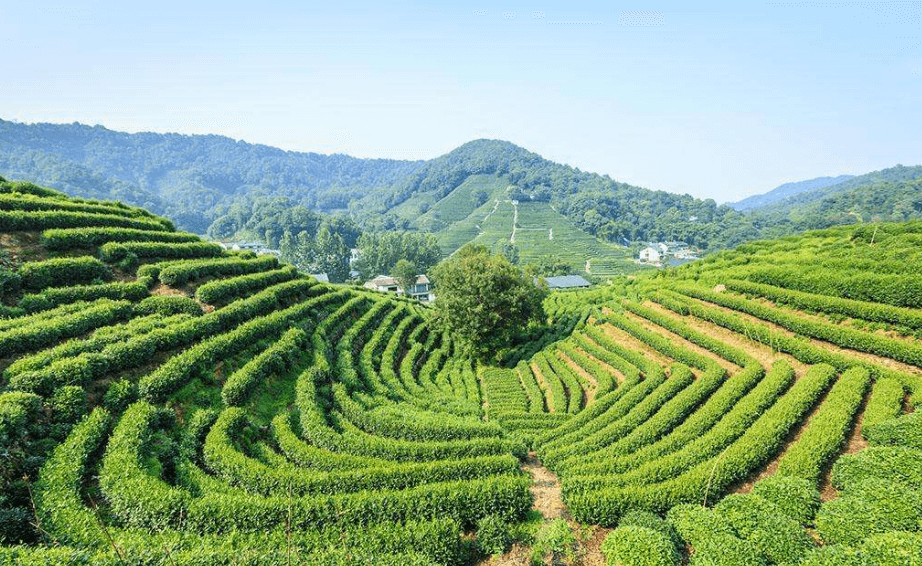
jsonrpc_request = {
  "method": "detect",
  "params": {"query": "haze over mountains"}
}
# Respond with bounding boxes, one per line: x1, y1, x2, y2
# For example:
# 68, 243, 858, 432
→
2, 118, 921, 264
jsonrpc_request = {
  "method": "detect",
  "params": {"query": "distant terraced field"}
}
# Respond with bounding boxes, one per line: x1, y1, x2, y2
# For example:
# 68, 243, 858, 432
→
1, 179, 921, 565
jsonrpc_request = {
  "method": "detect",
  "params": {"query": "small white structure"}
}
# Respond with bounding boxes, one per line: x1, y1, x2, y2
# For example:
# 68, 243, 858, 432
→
364, 274, 434, 302
639, 247, 661, 263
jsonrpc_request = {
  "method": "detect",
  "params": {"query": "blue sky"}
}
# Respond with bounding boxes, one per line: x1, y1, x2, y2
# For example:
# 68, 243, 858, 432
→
1, 1, 919, 202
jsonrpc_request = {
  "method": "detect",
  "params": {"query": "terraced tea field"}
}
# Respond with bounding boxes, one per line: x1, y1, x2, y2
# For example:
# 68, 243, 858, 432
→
1, 180, 921, 565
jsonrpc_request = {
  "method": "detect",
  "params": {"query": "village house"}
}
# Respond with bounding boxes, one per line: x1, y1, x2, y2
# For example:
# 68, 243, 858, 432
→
363, 274, 434, 302
638, 247, 661, 264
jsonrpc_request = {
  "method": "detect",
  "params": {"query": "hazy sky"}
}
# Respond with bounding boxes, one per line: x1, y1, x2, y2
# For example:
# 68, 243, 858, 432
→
1, 1, 920, 202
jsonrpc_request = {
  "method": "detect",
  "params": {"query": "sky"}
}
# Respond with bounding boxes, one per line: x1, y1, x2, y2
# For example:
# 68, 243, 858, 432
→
1, 1, 920, 203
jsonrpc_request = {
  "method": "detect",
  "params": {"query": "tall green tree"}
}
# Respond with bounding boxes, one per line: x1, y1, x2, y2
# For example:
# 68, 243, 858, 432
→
392, 259, 418, 294
430, 244, 547, 359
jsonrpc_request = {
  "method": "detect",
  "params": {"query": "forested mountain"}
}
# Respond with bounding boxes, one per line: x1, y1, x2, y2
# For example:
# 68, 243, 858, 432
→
728, 175, 854, 211
3, 119, 920, 263
745, 165, 922, 238
0, 120, 748, 251
0, 119, 424, 234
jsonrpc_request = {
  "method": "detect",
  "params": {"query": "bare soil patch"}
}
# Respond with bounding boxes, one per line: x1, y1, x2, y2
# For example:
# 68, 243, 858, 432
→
524, 451, 568, 521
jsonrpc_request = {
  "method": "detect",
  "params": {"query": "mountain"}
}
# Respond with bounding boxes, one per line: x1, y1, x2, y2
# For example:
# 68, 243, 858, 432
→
3, 118, 920, 273
747, 165, 922, 237
728, 175, 854, 211
0, 119, 424, 234
0, 119, 751, 260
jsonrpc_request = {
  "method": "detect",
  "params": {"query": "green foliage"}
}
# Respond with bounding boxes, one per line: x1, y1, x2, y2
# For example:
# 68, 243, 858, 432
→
863, 412, 922, 450
279, 223, 351, 282
194, 266, 299, 305
0, 392, 42, 445
431, 244, 546, 359
748, 475, 820, 525
713, 493, 814, 564
48, 386, 87, 425
17, 256, 110, 291
475, 514, 513, 556
530, 519, 577, 565
135, 295, 203, 316
149, 254, 279, 286
600, 525, 680, 566
41, 227, 199, 250
355, 231, 443, 279
18, 280, 150, 312
99, 241, 224, 262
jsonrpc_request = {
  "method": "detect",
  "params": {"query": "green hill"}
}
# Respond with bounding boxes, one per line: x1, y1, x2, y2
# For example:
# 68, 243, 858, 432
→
2, 179, 922, 565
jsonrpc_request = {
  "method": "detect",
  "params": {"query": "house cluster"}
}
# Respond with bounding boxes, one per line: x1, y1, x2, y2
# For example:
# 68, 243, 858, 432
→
637, 241, 700, 267
363, 275, 435, 302
219, 241, 281, 257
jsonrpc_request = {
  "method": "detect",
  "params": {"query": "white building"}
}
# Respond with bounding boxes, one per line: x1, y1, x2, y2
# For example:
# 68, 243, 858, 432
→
639, 247, 661, 263
363, 275, 434, 302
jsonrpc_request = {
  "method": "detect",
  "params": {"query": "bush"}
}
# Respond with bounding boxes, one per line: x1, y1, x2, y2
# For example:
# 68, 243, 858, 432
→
863, 412, 922, 450
714, 493, 814, 564
618, 509, 680, 549
48, 386, 87, 425
41, 227, 199, 250
475, 514, 512, 556
666, 504, 765, 566
0, 392, 42, 444
135, 295, 202, 317
815, 478, 922, 546
749, 475, 820, 525
18, 280, 149, 312
530, 519, 577, 566
797, 544, 869, 566
99, 241, 223, 262
103, 380, 137, 414
860, 531, 922, 566
18, 257, 111, 290
600, 525, 680, 566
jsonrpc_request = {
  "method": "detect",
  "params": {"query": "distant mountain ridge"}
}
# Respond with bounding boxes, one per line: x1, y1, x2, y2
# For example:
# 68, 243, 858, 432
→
728, 175, 854, 211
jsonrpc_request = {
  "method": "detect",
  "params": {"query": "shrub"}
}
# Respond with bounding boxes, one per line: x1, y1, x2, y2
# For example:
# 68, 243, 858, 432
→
135, 295, 203, 317
749, 475, 820, 525
600, 525, 680, 566
103, 380, 137, 414
618, 509, 680, 548
18, 257, 111, 290
530, 519, 577, 566
815, 478, 922, 546
797, 544, 869, 566
475, 514, 513, 556
863, 412, 922, 450
48, 386, 87, 425
860, 531, 922, 566
714, 493, 814, 564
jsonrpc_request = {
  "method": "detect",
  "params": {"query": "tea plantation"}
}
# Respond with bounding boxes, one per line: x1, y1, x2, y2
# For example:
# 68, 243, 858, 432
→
1, 179, 920, 565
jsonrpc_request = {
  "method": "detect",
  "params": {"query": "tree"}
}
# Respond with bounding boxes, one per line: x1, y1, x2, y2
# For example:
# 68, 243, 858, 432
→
430, 244, 547, 359
392, 259, 418, 294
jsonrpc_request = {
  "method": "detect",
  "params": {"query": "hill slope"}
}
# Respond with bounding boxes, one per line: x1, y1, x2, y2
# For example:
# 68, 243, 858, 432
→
3, 179, 922, 564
